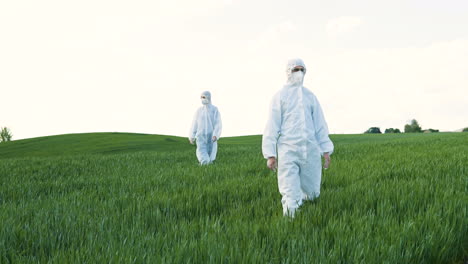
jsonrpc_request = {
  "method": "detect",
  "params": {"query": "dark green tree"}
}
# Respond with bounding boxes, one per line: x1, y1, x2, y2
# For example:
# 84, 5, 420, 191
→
384, 128, 401, 134
364, 127, 382, 134
404, 119, 422, 133
0, 127, 13, 142
462, 127, 468, 132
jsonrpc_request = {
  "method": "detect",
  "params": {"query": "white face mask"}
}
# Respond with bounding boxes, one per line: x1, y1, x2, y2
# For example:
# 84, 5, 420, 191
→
290, 71, 304, 85
201, 98, 209, 105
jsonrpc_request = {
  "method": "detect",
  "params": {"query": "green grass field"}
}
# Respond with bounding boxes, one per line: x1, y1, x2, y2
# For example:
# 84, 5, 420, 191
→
0, 132, 467, 263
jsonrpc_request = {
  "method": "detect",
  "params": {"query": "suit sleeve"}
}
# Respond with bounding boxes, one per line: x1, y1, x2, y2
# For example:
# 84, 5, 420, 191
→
213, 108, 222, 139
262, 93, 282, 159
189, 109, 199, 140
312, 96, 334, 155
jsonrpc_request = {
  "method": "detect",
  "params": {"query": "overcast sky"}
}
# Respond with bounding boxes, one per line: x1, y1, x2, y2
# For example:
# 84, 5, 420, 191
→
1, 0, 467, 140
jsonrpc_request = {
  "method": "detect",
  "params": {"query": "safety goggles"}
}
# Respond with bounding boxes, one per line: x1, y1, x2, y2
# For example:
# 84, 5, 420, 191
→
292, 68, 304, 72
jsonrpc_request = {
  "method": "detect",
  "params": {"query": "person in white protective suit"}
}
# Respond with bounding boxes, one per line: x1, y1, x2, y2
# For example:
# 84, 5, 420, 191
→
262, 58, 334, 218
189, 91, 222, 165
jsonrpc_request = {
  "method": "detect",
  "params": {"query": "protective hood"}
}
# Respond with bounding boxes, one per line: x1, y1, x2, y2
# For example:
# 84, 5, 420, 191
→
285, 58, 307, 86
201, 91, 212, 105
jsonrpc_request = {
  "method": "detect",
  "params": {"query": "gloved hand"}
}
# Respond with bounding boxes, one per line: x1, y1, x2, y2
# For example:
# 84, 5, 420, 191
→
212, 136, 217, 142
189, 138, 195, 145
267, 157, 277, 172
323, 153, 331, 169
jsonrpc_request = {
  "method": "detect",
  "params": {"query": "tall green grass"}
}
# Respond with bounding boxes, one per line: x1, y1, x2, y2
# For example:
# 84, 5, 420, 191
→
0, 132, 466, 263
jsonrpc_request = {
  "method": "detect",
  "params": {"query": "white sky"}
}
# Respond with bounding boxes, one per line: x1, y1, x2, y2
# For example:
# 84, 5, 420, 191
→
1, 0, 467, 140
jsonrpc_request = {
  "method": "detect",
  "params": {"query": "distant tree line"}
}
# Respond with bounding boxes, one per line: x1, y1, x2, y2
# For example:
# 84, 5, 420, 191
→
365, 119, 442, 134
0, 127, 13, 143
385, 128, 401, 133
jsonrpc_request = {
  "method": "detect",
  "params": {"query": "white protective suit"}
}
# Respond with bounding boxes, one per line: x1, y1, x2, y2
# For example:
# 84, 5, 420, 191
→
262, 58, 334, 217
189, 91, 222, 165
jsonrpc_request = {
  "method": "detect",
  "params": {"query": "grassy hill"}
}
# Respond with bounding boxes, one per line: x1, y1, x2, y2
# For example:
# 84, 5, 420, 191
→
0, 133, 189, 158
0, 132, 467, 263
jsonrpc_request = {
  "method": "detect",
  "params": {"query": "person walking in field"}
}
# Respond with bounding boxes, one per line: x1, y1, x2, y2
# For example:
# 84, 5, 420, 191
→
189, 91, 222, 165
262, 58, 333, 218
